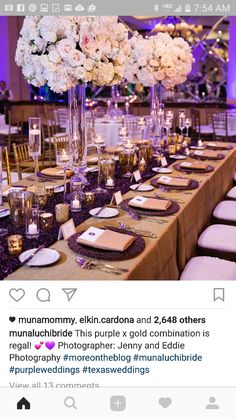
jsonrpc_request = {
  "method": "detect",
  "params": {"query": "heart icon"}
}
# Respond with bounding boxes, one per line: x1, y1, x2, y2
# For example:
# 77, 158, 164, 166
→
9, 288, 25, 302
159, 397, 172, 409
40, 342, 44, 345
35, 344, 41, 350
9, 316, 16, 322
45, 341, 55, 350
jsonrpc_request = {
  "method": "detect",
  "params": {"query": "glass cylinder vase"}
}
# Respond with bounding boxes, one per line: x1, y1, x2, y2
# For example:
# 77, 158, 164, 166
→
150, 83, 163, 115
68, 84, 87, 174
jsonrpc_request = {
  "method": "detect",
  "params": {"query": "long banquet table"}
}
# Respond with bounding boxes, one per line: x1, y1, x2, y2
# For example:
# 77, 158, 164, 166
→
4, 142, 236, 281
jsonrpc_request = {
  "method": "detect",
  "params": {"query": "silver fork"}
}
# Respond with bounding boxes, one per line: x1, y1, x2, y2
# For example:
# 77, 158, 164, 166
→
159, 186, 193, 195
105, 223, 157, 238
77, 256, 128, 274
155, 193, 185, 205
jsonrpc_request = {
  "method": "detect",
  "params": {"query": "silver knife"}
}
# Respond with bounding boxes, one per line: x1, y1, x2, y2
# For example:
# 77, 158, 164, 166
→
21, 245, 45, 266
93, 205, 107, 217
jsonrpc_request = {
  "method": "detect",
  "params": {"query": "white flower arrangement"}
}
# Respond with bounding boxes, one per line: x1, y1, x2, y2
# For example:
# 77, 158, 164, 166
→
125, 32, 194, 89
15, 16, 130, 93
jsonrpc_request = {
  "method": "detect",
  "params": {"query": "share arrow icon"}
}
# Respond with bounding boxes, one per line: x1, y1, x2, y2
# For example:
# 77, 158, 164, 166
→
62, 288, 77, 301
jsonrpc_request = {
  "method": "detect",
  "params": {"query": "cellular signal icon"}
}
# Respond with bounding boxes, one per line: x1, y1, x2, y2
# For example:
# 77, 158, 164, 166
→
174, 4, 182, 12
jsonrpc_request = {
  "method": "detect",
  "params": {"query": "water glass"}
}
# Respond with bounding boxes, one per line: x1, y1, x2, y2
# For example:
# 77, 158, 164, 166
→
25, 205, 39, 239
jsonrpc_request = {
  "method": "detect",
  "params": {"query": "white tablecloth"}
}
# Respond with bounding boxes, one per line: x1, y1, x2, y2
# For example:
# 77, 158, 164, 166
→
0, 126, 19, 135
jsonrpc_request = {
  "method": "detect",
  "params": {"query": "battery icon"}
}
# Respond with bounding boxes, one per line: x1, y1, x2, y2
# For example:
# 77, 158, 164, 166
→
185, 3, 191, 12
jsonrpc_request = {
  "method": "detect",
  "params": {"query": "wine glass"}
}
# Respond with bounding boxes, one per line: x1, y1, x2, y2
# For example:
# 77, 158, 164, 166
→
56, 147, 73, 203
28, 117, 41, 192
125, 98, 130, 116
179, 109, 186, 138
185, 117, 192, 138
91, 135, 108, 194
164, 118, 172, 138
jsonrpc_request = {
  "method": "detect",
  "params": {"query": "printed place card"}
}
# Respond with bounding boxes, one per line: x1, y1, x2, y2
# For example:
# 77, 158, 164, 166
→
198, 140, 203, 147
129, 195, 148, 205
133, 170, 141, 182
180, 162, 192, 167
58, 219, 76, 241
161, 157, 168, 167
158, 175, 171, 183
78, 226, 104, 243
185, 147, 190, 156
195, 150, 203, 156
111, 190, 123, 206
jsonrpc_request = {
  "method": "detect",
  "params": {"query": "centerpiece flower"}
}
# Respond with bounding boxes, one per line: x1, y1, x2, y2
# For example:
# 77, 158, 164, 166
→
15, 16, 130, 173
125, 32, 193, 89
15, 16, 130, 92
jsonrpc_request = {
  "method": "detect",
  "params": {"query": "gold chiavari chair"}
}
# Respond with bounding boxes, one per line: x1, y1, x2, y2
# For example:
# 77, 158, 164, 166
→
2, 146, 12, 185
13, 143, 40, 180
53, 134, 70, 158
42, 112, 66, 167
3, 108, 24, 153
125, 117, 144, 140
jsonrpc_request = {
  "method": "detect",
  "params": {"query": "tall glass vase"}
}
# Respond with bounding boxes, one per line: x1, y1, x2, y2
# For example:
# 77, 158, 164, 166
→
150, 84, 164, 155
68, 84, 88, 186
150, 83, 163, 115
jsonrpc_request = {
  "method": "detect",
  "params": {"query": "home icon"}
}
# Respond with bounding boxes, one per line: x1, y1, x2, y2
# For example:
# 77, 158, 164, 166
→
17, 397, 31, 410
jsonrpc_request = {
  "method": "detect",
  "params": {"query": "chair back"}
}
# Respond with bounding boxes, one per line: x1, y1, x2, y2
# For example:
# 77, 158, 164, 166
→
125, 118, 144, 140
13, 143, 38, 180
53, 135, 70, 157
55, 108, 68, 130
1, 146, 12, 185
212, 113, 227, 139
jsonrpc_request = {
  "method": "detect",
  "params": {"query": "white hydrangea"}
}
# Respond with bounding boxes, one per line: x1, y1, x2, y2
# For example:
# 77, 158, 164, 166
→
125, 32, 194, 89
15, 16, 130, 93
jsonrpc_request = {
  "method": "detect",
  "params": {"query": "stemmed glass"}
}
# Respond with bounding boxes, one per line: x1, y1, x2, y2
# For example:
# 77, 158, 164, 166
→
179, 109, 186, 137
125, 98, 130, 116
91, 135, 108, 195
28, 117, 41, 192
185, 117, 192, 137
56, 146, 73, 203
164, 118, 172, 138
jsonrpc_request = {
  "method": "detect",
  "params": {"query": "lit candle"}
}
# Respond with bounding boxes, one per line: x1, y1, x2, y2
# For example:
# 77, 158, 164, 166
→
138, 157, 147, 172
29, 124, 40, 136
60, 148, 70, 164
125, 140, 133, 149
94, 135, 105, 146
28, 222, 38, 235
166, 111, 173, 118
106, 177, 114, 187
72, 198, 81, 209
138, 117, 145, 126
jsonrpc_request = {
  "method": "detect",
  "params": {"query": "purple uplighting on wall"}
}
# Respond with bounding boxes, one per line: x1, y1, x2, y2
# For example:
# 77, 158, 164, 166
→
0, 17, 10, 85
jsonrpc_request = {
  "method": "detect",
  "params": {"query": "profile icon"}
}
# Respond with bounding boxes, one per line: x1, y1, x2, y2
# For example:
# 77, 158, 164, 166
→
205, 397, 219, 409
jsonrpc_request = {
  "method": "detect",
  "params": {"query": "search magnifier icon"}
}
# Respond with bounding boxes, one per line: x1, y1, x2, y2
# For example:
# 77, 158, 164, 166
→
64, 396, 77, 409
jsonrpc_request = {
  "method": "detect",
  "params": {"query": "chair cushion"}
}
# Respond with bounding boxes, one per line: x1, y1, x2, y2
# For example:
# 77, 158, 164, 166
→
180, 256, 236, 280
213, 200, 236, 222
226, 186, 236, 200
198, 224, 236, 254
